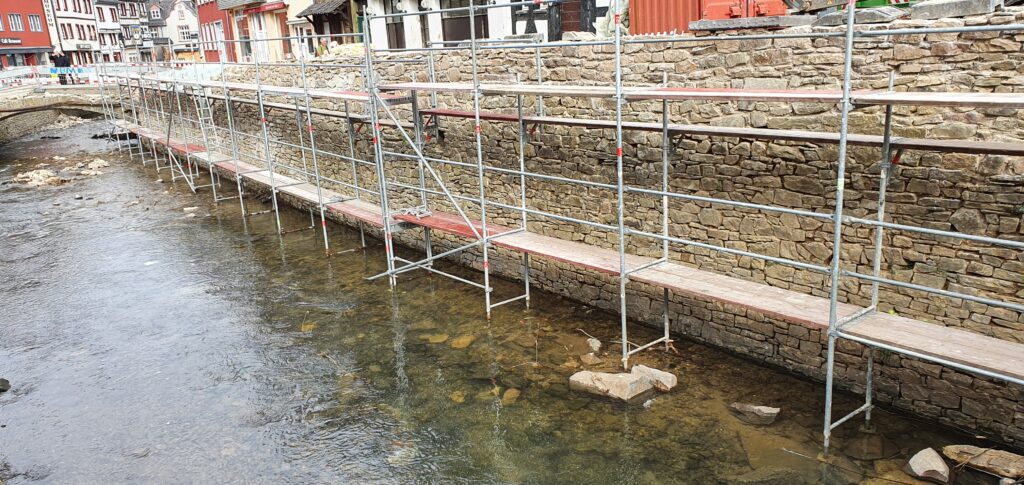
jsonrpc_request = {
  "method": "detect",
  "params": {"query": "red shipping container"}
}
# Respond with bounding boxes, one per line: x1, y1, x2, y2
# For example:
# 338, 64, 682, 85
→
631, 0, 788, 34
631, 0, 703, 35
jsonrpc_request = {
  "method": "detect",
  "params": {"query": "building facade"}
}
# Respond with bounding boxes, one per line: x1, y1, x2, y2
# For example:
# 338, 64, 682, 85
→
44, 0, 100, 65
197, 0, 232, 61
165, 0, 200, 60
0, 0, 54, 67
118, 0, 148, 61
296, 0, 361, 51
216, 0, 290, 62
285, 0, 316, 58
145, 0, 172, 60
93, 0, 123, 62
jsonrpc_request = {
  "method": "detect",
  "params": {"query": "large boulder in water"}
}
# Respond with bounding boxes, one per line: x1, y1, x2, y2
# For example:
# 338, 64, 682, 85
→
729, 402, 780, 425
569, 371, 654, 401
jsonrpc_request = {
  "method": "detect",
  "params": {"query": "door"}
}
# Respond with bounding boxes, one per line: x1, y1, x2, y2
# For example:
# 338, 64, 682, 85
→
440, 0, 487, 42
251, 13, 269, 62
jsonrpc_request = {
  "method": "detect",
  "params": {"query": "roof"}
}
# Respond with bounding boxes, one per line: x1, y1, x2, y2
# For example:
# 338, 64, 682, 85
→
296, 0, 347, 17
217, 0, 261, 10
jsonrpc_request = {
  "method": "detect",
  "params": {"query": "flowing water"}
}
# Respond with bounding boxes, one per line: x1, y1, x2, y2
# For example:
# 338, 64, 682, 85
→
0, 121, 982, 484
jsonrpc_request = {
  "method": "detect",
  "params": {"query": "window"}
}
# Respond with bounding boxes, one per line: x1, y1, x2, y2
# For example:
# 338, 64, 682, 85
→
111, 7, 117, 21
150, 7, 161, 19
8, 14, 24, 32
0, 16, 4, 32
97, 8, 105, 22
178, 24, 193, 41
89, 25, 96, 40
178, 6, 184, 20
77, 24, 85, 40
28, 15, 42, 32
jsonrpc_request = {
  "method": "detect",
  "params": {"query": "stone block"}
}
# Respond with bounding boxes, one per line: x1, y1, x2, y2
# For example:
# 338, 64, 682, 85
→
911, 0, 999, 20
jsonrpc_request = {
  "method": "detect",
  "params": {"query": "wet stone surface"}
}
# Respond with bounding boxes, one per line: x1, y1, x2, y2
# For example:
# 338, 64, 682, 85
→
0, 122, 986, 483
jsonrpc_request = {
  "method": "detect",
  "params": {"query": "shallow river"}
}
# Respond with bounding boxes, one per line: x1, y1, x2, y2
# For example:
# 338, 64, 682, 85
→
0, 120, 979, 484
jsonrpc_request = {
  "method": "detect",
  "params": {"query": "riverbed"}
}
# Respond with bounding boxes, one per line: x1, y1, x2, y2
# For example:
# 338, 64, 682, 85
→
0, 121, 980, 484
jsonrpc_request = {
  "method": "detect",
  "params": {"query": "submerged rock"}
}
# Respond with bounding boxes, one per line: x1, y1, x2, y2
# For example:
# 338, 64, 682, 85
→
580, 353, 602, 365
728, 402, 780, 425
449, 390, 465, 404
906, 448, 950, 484
569, 371, 654, 401
841, 433, 898, 461
630, 365, 677, 391
450, 335, 476, 349
0, 378, 9, 392
419, 333, 449, 344
501, 388, 520, 406
475, 386, 501, 402
942, 445, 1024, 479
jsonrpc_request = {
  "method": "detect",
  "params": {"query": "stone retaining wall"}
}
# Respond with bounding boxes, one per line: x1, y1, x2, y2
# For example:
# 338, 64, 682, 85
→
138, 9, 1024, 447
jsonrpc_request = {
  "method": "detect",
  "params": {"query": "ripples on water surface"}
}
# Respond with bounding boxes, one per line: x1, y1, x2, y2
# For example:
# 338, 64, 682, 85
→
0, 121, 978, 484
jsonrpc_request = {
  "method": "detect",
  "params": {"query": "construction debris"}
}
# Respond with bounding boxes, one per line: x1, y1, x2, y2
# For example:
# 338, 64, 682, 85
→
942, 445, 1024, 480
12, 169, 66, 186
569, 370, 655, 401
569, 366, 677, 402
906, 448, 950, 484
630, 364, 677, 391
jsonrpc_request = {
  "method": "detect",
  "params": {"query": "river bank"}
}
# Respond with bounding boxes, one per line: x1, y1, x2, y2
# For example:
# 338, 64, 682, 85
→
0, 120, 1004, 484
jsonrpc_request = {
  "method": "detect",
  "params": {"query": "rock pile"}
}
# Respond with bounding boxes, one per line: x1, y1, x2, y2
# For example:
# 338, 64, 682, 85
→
569, 365, 677, 402
12, 169, 66, 186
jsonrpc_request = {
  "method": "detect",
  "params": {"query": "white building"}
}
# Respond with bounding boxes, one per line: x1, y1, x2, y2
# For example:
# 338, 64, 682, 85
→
44, 0, 101, 65
93, 0, 124, 62
161, 0, 200, 60
118, 0, 147, 61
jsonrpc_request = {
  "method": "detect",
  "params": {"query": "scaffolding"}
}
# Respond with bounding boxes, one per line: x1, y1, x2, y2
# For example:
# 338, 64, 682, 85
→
95, 2, 1024, 453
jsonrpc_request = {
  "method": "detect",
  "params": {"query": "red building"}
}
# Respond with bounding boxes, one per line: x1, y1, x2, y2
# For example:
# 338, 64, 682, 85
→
197, 0, 233, 62
0, 0, 54, 67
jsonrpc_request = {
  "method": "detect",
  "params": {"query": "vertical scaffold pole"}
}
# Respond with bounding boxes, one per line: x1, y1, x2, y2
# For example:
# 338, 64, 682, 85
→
252, 44, 285, 234
823, 0, 858, 454
469, 2, 494, 318
660, 70, 671, 350
612, 0, 629, 369
364, 7, 398, 287
218, 40, 247, 217
870, 71, 896, 311
296, 50, 332, 254
343, 99, 367, 247
195, 39, 221, 201
411, 91, 434, 264
862, 72, 897, 428
516, 73, 530, 308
